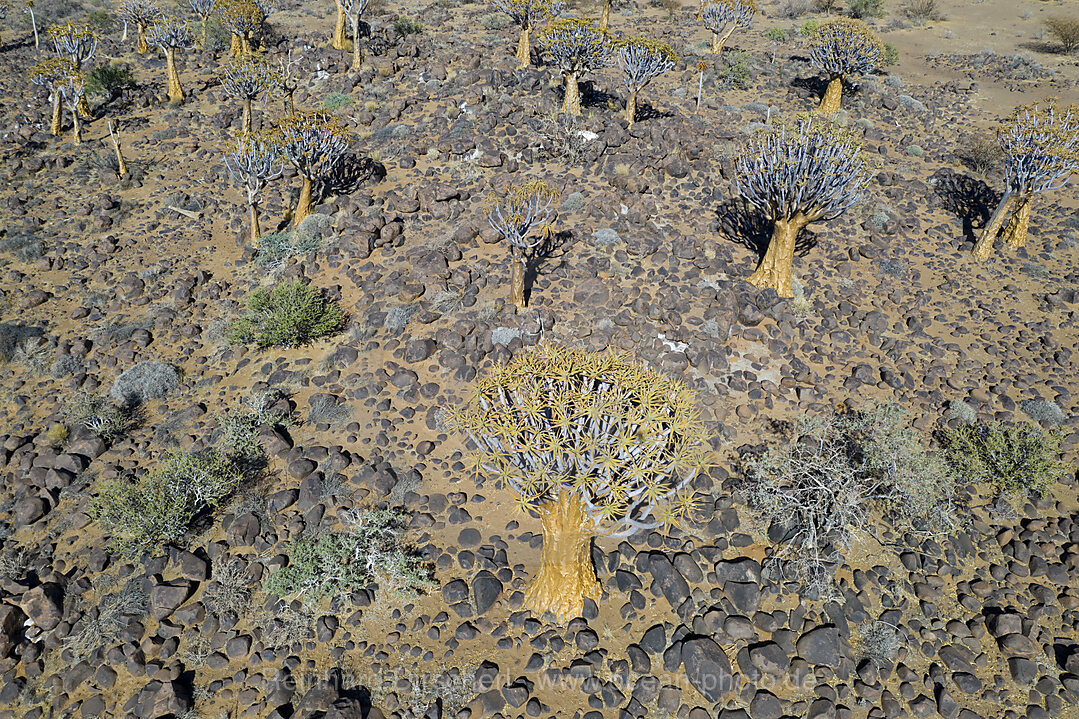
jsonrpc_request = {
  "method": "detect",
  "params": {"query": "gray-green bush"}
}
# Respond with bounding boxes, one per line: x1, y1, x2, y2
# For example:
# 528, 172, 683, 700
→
943, 422, 1068, 499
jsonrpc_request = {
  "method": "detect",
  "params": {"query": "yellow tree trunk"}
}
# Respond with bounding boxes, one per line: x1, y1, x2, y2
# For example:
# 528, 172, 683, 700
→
1003, 195, 1031, 248
136, 23, 148, 53
516, 26, 530, 69
625, 90, 637, 127
77, 95, 91, 116
562, 72, 581, 115
511, 252, 526, 309
599, 0, 610, 30
165, 48, 184, 103
746, 215, 808, 298
249, 201, 261, 243
522, 493, 601, 621
71, 111, 82, 145
201, 18, 208, 47
242, 98, 252, 133
711, 25, 736, 54
351, 16, 363, 70
241, 34, 251, 54
972, 193, 1016, 260
332, 1, 352, 50
50, 94, 63, 136
294, 176, 313, 225
819, 76, 842, 114
230, 33, 241, 55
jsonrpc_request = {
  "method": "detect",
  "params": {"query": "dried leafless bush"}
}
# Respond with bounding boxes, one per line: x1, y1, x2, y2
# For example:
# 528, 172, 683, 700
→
1045, 16, 1079, 54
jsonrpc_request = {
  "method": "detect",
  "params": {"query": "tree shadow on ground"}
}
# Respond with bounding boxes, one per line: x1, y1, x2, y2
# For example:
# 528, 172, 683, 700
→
633, 100, 676, 125
930, 168, 1000, 242
524, 229, 574, 306
715, 198, 818, 261
791, 75, 864, 105
322, 153, 387, 197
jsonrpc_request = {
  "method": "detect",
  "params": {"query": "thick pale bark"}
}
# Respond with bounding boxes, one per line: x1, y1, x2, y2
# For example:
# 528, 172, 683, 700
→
230, 33, 241, 55
711, 25, 736, 54
285, 90, 295, 116
71, 110, 82, 145
136, 23, 148, 53
165, 48, 184, 103
562, 71, 581, 115
515, 26, 530, 68
294, 176, 313, 225
1004, 195, 1031, 248
746, 215, 808, 298
972, 193, 1016, 260
242, 98, 252, 133
110, 123, 128, 177
523, 493, 601, 621
819, 76, 842, 114
249, 201, 260, 243
625, 90, 637, 127
240, 35, 251, 54
599, 0, 610, 30
332, 1, 351, 50
351, 16, 363, 70
50, 94, 63, 136
511, 253, 526, 309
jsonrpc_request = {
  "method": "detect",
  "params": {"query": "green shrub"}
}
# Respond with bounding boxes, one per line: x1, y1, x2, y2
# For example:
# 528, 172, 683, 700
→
764, 27, 789, 41
89, 449, 241, 553
216, 390, 294, 457
798, 19, 820, 36
226, 280, 344, 348
944, 422, 1068, 499
254, 230, 320, 266
321, 92, 354, 111
718, 49, 752, 90
744, 404, 958, 597
393, 15, 423, 36
203, 16, 231, 53
848, 0, 885, 18
85, 63, 135, 101
86, 9, 114, 29
266, 509, 433, 605
883, 42, 899, 65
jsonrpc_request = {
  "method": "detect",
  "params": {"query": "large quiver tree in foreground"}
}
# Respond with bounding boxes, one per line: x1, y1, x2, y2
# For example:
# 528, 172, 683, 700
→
808, 19, 884, 115
491, 0, 559, 69
972, 100, 1079, 260
486, 180, 559, 309
225, 130, 282, 244
278, 112, 351, 225
538, 18, 612, 115
735, 117, 875, 297
615, 36, 676, 128
453, 345, 710, 621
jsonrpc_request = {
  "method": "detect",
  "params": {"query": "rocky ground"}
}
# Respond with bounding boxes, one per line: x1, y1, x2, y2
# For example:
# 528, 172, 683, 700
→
0, 0, 1078, 717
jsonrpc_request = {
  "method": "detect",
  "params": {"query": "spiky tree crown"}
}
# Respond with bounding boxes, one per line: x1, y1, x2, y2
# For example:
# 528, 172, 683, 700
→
218, 0, 263, 35
278, 112, 352, 180
31, 56, 78, 90
188, 0, 216, 18
538, 18, 612, 75
615, 36, 677, 93
735, 116, 875, 223
47, 22, 98, 64
700, 0, 756, 33
491, 0, 560, 29
220, 53, 277, 99
146, 15, 194, 48
225, 130, 283, 186
809, 19, 884, 77
485, 180, 559, 255
58, 69, 86, 106
455, 345, 710, 536
998, 100, 1079, 196
118, 0, 164, 25
342, 0, 368, 18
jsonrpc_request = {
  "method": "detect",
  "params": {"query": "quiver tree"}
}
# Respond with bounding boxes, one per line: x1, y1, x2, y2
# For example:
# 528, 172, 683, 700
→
274, 49, 297, 115
188, 0, 216, 46
734, 117, 875, 297
615, 36, 676, 128
219, 0, 263, 55
491, 0, 558, 69
808, 19, 884, 115
118, 0, 163, 53
485, 180, 559, 309
342, 0, 369, 70
59, 69, 87, 144
538, 18, 612, 116
27, 0, 40, 50
973, 100, 1079, 260
452, 344, 709, 621
225, 130, 283, 243
699, 0, 756, 55
329, 0, 351, 50
147, 17, 194, 103
598, 0, 611, 30
278, 111, 352, 225
31, 57, 77, 136
48, 22, 97, 115
220, 53, 276, 133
